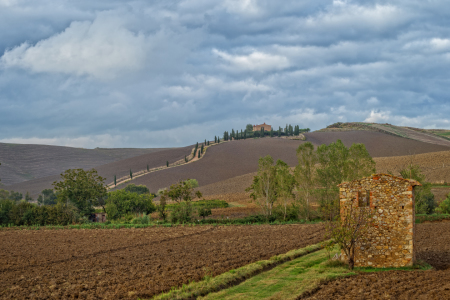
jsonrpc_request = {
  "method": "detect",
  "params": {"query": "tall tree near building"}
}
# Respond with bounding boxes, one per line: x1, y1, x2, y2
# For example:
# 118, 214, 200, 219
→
246, 124, 253, 132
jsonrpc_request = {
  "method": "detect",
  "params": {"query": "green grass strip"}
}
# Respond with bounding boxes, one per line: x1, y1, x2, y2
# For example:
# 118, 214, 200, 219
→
416, 213, 450, 223
150, 241, 328, 300
200, 247, 432, 300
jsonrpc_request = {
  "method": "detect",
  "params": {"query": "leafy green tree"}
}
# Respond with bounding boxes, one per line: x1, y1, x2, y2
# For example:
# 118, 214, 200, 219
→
295, 142, 317, 221
157, 195, 168, 222
124, 184, 150, 195
246, 124, 253, 132
198, 206, 212, 219
275, 160, 295, 221
160, 179, 202, 204
37, 189, 57, 206
436, 193, 450, 214
25, 191, 33, 202
106, 190, 155, 220
53, 169, 107, 216
246, 155, 278, 218
316, 140, 375, 220
399, 164, 435, 214
0, 190, 23, 202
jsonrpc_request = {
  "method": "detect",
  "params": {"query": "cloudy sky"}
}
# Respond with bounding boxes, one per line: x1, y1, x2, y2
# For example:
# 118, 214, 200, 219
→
1, 0, 450, 148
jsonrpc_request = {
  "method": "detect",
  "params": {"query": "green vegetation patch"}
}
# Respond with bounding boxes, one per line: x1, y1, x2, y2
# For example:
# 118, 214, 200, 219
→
199, 247, 352, 300
200, 247, 432, 300
166, 199, 228, 210
150, 241, 327, 300
416, 213, 450, 223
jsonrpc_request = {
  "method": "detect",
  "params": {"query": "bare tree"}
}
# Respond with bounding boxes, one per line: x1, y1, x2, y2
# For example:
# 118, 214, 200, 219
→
325, 202, 373, 270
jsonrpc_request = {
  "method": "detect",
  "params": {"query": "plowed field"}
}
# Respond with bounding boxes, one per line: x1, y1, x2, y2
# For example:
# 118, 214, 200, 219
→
0, 224, 324, 299
303, 222, 450, 300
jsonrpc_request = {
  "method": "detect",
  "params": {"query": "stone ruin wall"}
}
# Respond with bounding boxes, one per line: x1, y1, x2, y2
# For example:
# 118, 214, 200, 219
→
339, 174, 415, 268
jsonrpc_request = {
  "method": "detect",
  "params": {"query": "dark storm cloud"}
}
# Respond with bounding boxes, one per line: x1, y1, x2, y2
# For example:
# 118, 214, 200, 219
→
1, 0, 450, 147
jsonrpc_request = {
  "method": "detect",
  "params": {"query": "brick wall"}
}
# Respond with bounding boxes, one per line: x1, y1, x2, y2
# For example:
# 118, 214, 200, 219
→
338, 174, 420, 267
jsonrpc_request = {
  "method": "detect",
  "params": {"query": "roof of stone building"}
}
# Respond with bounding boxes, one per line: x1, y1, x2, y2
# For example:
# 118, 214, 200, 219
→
337, 173, 421, 187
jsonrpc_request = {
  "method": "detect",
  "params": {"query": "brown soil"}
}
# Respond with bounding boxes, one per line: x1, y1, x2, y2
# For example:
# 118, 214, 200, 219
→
302, 222, 450, 300
374, 150, 450, 184
0, 224, 324, 299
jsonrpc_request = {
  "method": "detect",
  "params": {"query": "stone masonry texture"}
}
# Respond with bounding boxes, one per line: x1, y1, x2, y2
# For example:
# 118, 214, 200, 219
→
338, 174, 421, 268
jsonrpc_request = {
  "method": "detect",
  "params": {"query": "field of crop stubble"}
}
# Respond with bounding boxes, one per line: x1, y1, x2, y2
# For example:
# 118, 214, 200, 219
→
0, 224, 323, 299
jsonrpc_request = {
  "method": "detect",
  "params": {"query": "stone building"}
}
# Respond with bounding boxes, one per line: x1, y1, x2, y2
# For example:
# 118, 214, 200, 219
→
253, 123, 272, 132
338, 173, 421, 268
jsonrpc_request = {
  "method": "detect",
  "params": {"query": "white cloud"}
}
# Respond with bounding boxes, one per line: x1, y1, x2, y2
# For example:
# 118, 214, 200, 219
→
1, 12, 148, 79
222, 0, 260, 15
430, 38, 450, 51
305, 4, 409, 34
367, 97, 380, 105
213, 49, 290, 72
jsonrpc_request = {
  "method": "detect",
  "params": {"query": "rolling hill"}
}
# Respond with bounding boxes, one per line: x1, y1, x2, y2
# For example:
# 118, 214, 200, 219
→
3, 128, 450, 198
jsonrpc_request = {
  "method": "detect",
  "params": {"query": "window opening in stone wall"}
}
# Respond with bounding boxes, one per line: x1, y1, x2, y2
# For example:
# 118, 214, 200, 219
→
358, 190, 370, 207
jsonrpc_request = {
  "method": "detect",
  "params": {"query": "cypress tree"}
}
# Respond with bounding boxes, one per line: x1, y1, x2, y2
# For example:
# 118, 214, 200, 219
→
215, 136, 217, 143
261, 127, 264, 137
198, 151, 201, 158
208, 141, 210, 146
166, 161, 169, 167
205, 139, 207, 145
130, 169, 133, 179
270, 128, 273, 137
114, 175, 116, 186
185, 155, 187, 162
218, 137, 220, 143
201, 144, 204, 153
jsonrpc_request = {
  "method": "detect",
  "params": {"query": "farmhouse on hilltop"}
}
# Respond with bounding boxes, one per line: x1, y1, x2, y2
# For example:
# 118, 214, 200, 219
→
253, 123, 272, 132
338, 173, 421, 268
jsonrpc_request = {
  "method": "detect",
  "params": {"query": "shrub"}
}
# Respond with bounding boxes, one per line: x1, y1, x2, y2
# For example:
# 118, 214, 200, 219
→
198, 206, 212, 219
436, 194, 450, 214
131, 213, 150, 224
171, 202, 193, 223
105, 190, 156, 220
0, 200, 79, 226
124, 184, 150, 195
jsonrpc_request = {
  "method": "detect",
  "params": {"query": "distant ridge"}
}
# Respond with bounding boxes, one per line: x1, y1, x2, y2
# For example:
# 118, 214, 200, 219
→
0, 143, 169, 186
318, 122, 450, 147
